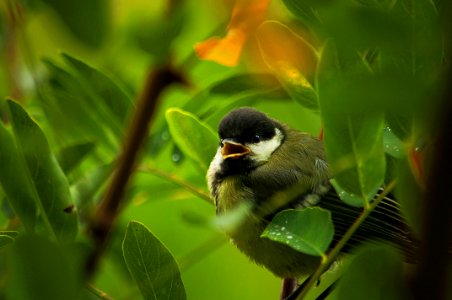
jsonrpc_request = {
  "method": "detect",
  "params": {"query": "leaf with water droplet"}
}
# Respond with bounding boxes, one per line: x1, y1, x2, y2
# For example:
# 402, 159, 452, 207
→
165, 108, 217, 172
331, 179, 378, 207
262, 207, 334, 258
318, 42, 386, 205
383, 127, 405, 159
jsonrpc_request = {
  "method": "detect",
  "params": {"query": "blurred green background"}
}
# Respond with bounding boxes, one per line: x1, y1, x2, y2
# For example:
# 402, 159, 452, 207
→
0, 0, 449, 299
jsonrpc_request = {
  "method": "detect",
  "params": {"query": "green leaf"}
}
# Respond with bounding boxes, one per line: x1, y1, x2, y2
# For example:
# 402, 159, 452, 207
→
383, 126, 405, 159
123, 221, 186, 300
283, 81, 318, 111
41, 59, 118, 150
382, 0, 442, 81
262, 208, 334, 258
322, 4, 409, 52
282, 0, 325, 28
323, 112, 385, 205
0, 123, 38, 232
61, 53, 133, 125
209, 73, 284, 95
331, 179, 376, 208
337, 244, 405, 300
381, 0, 442, 142
0, 235, 14, 248
395, 158, 422, 237
166, 108, 218, 172
318, 43, 386, 205
7, 100, 78, 243
56, 142, 95, 175
41, 0, 109, 48
0, 231, 19, 238
71, 163, 112, 210
5, 235, 79, 300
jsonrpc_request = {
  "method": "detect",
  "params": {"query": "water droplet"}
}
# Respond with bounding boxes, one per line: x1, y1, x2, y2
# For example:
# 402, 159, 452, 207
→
172, 153, 181, 162
161, 131, 170, 141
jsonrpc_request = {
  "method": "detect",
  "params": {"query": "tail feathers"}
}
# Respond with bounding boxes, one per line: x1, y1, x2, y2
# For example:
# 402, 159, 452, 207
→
319, 188, 418, 261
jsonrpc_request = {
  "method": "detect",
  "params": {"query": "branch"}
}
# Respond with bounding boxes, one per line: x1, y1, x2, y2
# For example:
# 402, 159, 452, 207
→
410, 53, 452, 300
140, 164, 212, 204
86, 284, 115, 300
85, 64, 186, 278
4, 0, 24, 101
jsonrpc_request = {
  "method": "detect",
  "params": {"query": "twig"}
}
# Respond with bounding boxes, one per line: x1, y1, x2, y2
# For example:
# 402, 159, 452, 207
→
140, 164, 213, 204
4, 0, 24, 101
86, 284, 115, 300
293, 180, 397, 300
85, 65, 186, 278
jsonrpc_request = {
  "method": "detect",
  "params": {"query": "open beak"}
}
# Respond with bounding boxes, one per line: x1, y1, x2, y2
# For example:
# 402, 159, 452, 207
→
221, 141, 251, 159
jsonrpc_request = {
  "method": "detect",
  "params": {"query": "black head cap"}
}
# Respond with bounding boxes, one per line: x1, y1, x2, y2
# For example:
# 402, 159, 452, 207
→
218, 107, 283, 144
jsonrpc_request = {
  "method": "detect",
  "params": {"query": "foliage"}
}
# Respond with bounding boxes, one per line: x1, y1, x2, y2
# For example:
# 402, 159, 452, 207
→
123, 221, 186, 300
0, 0, 448, 300
262, 208, 334, 259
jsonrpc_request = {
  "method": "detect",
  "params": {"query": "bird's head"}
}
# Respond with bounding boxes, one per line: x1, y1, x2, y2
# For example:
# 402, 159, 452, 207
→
211, 107, 285, 178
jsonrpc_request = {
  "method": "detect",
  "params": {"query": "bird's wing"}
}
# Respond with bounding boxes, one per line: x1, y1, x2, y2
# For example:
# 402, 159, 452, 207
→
319, 188, 417, 260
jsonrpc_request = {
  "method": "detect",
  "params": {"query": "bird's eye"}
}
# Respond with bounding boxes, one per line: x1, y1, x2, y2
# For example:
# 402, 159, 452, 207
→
252, 134, 261, 143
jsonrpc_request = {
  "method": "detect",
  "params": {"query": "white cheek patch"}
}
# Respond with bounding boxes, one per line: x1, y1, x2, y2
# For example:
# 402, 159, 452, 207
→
248, 128, 284, 163
207, 148, 223, 192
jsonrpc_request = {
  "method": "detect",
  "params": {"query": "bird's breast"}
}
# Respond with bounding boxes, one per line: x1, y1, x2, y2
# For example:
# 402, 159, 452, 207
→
215, 176, 254, 214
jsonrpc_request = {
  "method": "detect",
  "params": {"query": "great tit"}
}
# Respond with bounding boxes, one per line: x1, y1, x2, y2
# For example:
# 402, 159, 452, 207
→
207, 107, 414, 278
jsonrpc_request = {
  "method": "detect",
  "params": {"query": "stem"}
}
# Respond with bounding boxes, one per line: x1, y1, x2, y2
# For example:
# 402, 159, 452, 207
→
4, 0, 23, 101
140, 165, 213, 204
294, 180, 397, 300
85, 65, 186, 278
86, 284, 115, 300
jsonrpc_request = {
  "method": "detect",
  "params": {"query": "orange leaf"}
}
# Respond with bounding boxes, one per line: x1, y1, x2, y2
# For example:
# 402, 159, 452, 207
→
195, 29, 247, 67
409, 147, 425, 188
256, 21, 318, 83
195, 0, 270, 67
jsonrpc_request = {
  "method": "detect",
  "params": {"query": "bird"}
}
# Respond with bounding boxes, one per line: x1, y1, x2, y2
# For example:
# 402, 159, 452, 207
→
206, 107, 415, 279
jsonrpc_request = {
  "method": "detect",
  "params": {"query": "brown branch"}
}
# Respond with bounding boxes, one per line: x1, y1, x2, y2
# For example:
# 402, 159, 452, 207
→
409, 6, 452, 298
4, 0, 24, 102
410, 63, 452, 300
85, 64, 186, 278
